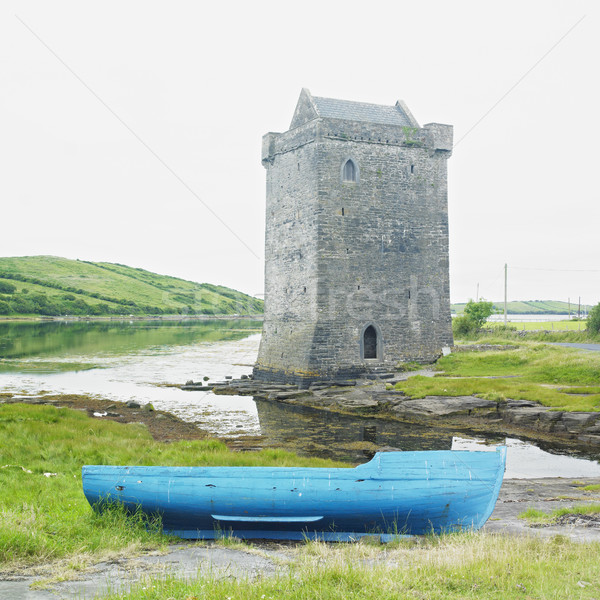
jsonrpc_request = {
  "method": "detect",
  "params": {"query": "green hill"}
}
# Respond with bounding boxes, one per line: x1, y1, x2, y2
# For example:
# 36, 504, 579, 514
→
451, 300, 592, 316
0, 256, 263, 317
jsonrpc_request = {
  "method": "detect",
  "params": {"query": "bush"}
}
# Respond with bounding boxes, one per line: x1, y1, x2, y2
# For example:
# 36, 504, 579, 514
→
452, 315, 476, 337
0, 281, 16, 294
0, 300, 11, 314
587, 303, 600, 336
463, 299, 495, 329
453, 300, 497, 338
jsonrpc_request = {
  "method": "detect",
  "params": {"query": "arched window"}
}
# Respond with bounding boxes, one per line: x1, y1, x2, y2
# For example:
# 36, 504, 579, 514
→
342, 159, 357, 182
363, 325, 377, 359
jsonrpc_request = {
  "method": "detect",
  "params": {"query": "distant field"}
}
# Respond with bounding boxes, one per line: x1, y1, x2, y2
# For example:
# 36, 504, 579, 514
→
487, 320, 586, 331
452, 300, 592, 316
0, 256, 263, 317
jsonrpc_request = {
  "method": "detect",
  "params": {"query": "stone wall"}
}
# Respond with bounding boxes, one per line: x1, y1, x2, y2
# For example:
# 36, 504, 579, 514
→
254, 95, 453, 386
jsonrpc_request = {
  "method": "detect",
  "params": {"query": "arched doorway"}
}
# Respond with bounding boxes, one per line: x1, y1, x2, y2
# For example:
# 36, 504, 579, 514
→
363, 325, 377, 359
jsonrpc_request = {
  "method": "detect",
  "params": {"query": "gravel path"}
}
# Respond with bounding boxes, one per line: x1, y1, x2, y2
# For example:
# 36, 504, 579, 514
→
551, 343, 600, 352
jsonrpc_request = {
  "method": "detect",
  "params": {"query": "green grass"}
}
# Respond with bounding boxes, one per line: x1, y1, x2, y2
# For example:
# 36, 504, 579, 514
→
488, 320, 587, 331
0, 255, 263, 317
0, 403, 344, 568
395, 343, 600, 411
101, 534, 600, 599
519, 504, 600, 524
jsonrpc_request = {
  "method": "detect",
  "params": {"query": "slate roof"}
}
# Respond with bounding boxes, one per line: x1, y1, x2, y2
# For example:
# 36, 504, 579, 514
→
312, 96, 413, 127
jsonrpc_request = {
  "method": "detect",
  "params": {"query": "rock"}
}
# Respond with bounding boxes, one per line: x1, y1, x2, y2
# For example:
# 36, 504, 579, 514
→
126, 401, 141, 409
328, 395, 379, 408
203, 376, 210, 382
393, 396, 497, 417
143, 403, 155, 412
577, 434, 600, 445
535, 410, 564, 431
225, 375, 233, 380
241, 374, 249, 379
106, 403, 117, 410
583, 421, 600, 434
503, 406, 547, 426
506, 400, 538, 408
560, 412, 599, 433
181, 385, 212, 391
269, 391, 311, 400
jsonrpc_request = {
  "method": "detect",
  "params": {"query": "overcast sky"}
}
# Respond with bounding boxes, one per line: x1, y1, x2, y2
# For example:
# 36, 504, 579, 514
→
1, 0, 598, 305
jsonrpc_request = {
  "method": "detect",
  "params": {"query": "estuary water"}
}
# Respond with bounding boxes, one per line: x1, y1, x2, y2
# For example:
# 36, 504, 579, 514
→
1, 319, 599, 479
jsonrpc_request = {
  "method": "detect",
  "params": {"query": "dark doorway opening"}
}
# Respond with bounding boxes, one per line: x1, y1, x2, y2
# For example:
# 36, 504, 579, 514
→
363, 325, 377, 359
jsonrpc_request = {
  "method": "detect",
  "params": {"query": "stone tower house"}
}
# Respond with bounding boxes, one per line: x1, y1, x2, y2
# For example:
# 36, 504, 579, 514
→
253, 89, 453, 386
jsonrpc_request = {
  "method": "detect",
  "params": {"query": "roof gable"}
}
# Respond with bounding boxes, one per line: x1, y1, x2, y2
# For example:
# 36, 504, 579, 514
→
290, 88, 319, 129
289, 89, 419, 129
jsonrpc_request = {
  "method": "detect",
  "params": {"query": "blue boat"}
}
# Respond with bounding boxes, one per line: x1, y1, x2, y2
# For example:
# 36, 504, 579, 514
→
82, 448, 506, 541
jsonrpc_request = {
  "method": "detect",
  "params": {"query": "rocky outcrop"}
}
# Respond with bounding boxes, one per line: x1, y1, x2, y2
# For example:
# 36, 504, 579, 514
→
199, 377, 600, 448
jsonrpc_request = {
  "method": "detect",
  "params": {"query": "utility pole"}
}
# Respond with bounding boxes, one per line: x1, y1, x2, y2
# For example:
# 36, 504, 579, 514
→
504, 263, 508, 326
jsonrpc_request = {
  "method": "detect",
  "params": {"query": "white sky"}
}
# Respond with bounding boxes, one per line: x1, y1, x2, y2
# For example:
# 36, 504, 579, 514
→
1, 0, 598, 305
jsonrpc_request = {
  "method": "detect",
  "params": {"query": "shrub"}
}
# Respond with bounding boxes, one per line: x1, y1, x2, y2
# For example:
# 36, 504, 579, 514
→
0, 281, 16, 294
0, 300, 11, 314
587, 303, 600, 336
452, 315, 476, 337
463, 299, 495, 329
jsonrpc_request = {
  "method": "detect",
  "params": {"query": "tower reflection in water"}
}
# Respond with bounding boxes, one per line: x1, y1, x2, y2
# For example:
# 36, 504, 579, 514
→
254, 398, 456, 463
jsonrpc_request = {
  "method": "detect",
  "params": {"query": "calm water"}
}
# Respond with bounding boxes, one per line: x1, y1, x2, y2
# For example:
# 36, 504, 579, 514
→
1, 319, 599, 478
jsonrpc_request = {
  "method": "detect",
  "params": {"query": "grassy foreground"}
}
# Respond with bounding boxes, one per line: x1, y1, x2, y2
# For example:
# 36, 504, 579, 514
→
0, 403, 342, 569
103, 534, 600, 600
394, 342, 600, 411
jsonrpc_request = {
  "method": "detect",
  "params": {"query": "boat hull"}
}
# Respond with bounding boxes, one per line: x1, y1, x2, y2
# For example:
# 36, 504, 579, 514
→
82, 448, 506, 541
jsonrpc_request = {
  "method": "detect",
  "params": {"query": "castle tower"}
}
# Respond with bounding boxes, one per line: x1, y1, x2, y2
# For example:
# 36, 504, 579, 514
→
254, 89, 453, 386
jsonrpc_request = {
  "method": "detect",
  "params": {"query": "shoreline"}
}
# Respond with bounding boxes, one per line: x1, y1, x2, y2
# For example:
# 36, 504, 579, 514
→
209, 375, 600, 453
0, 314, 264, 323
0, 393, 211, 443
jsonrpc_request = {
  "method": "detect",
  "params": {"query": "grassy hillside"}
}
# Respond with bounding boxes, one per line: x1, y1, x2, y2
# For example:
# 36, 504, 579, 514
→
452, 299, 592, 316
0, 256, 263, 317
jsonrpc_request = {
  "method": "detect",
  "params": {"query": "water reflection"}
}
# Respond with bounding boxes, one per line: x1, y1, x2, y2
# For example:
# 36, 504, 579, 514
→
254, 398, 453, 463
0, 319, 262, 361
253, 400, 600, 477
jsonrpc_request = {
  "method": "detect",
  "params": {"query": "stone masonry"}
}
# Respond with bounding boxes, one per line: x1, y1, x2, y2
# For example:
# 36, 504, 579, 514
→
253, 89, 453, 387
